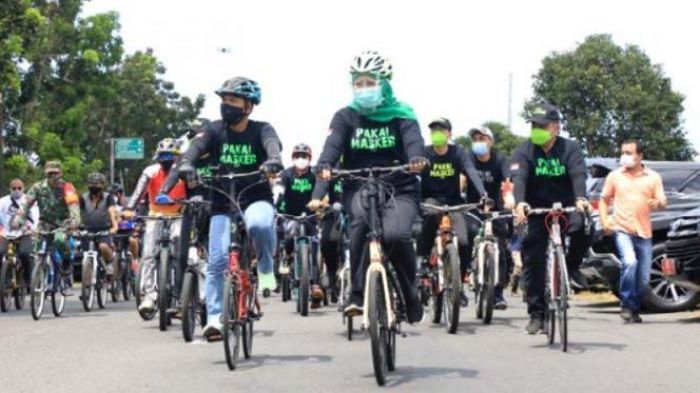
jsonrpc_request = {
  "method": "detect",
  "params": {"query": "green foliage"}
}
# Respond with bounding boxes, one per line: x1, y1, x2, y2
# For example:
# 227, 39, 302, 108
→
530, 34, 694, 160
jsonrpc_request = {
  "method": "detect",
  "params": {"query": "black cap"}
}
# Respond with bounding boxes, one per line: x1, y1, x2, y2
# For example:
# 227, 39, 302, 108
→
526, 102, 563, 125
428, 117, 452, 131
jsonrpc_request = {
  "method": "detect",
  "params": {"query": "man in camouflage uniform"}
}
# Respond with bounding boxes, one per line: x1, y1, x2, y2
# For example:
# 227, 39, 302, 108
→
12, 161, 81, 267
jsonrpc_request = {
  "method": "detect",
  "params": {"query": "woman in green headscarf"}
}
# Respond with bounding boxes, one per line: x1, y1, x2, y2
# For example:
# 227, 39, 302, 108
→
309, 50, 427, 324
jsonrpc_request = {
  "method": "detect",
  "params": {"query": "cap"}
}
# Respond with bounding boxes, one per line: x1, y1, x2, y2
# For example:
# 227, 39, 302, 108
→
526, 102, 563, 125
428, 117, 452, 131
469, 126, 494, 140
44, 161, 62, 174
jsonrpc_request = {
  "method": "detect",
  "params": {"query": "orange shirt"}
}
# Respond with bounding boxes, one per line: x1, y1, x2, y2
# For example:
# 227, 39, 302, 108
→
147, 166, 186, 216
601, 166, 666, 239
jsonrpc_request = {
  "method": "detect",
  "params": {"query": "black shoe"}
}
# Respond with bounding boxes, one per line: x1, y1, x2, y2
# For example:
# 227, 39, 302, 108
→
632, 312, 643, 323
525, 316, 544, 335
330, 288, 339, 304
569, 269, 589, 290
620, 307, 633, 322
344, 292, 364, 317
460, 291, 469, 308
406, 296, 424, 324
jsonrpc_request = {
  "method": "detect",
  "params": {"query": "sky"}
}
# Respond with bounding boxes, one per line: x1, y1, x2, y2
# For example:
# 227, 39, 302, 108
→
82, 0, 700, 163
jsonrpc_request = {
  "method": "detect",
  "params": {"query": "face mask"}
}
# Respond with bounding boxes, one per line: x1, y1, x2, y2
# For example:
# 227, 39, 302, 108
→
11, 190, 23, 200
471, 142, 489, 157
431, 131, 449, 147
221, 103, 246, 126
89, 187, 102, 195
353, 86, 383, 110
620, 154, 636, 168
530, 127, 553, 146
293, 158, 310, 170
160, 161, 174, 171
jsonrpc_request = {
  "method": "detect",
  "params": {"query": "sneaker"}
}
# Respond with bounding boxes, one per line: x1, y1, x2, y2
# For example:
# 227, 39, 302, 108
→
406, 295, 424, 324
569, 269, 589, 290
632, 312, 643, 323
258, 272, 276, 293
620, 307, 633, 322
494, 288, 507, 310
460, 290, 469, 307
330, 287, 339, 304
344, 292, 364, 316
203, 321, 222, 339
525, 316, 544, 335
138, 297, 156, 313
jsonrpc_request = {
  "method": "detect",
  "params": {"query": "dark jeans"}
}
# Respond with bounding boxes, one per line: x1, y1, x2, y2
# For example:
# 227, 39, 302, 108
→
418, 198, 470, 277
347, 189, 419, 305
0, 236, 34, 285
320, 212, 342, 282
521, 213, 588, 317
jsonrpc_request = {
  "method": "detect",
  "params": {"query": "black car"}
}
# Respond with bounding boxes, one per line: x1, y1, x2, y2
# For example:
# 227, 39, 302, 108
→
663, 207, 700, 292
582, 158, 700, 312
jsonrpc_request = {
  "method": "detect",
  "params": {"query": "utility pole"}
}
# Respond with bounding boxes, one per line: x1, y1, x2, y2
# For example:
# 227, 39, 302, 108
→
110, 138, 115, 185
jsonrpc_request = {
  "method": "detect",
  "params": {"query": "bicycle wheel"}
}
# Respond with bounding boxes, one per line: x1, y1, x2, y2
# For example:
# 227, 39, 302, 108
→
158, 248, 171, 331
222, 278, 241, 371
556, 246, 569, 352
297, 242, 310, 317
368, 269, 389, 386
181, 271, 197, 342
483, 243, 497, 324
443, 243, 462, 334
281, 274, 291, 302
121, 256, 132, 301
30, 260, 47, 320
0, 260, 12, 312
429, 252, 443, 324
346, 315, 354, 341
81, 256, 95, 312
110, 263, 120, 303
14, 265, 27, 310
547, 252, 558, 345
96, 262, 108, 309
243, 293, 254, 359
51, 272, 67, 317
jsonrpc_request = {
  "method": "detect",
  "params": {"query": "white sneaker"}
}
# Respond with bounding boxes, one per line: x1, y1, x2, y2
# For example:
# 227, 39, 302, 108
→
138, 297, 156, 313
203, 321, 222, 338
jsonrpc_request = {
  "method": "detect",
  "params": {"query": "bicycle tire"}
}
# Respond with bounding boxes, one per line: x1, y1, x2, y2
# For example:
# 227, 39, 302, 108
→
181, 271, 197, 342
483, 243, 497, 324
222, 277, 241, 371
547, 249, 558, 345
96, 261, 108, 309
298, 242, 310, 317
346, 315, 354, 341
158, 247, 171, 331
430, 251, 443, 325
443, 243, 462, 334
81, 256, 95, 312
51, 272, 66, 317
557, 246, 569, 352
14, 263, 27, 310
30, 260, 46, 320
121, 255, 132, 301
281, 274, 291, 302
0, 260, 12, 312
368, 269, 389, 386
243, 295, 254, 359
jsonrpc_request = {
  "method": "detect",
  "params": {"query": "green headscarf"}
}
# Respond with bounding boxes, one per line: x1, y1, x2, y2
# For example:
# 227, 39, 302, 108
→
349, 79, 417, 122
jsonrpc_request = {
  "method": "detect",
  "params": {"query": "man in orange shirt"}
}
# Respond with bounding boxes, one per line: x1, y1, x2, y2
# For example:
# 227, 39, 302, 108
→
599, 140, 666, 323
124, 139, 187, 313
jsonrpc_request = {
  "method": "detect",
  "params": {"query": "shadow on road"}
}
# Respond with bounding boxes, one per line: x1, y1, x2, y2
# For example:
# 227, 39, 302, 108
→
531, 341, 627, 354
214, 353, 333, 370
364, 366, 478, 387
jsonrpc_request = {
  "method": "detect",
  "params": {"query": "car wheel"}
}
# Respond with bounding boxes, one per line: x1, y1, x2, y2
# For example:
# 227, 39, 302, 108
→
643, 243, 700, 312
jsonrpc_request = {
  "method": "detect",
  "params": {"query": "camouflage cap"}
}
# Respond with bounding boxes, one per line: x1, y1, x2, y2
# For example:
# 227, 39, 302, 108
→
44, 161, 62, 173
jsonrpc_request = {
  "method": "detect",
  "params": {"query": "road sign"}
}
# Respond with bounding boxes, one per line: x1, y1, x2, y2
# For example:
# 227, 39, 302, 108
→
115, 138, 144, 160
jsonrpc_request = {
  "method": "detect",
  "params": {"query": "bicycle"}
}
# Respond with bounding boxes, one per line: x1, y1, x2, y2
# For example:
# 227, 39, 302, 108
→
525, 202, 589, 352
199, 169, 265, 370
30, 228, 74, 320
113, 220, 136, 302
0, 233, 31, 312
79, 230, 111, 312
331, 165, 411, 386
177, 197, 210, 343
469, 210, 513, 325
420, 202, 480, 334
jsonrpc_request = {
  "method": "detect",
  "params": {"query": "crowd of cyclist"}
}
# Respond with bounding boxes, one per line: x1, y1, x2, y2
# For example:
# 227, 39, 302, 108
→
0, 49, 602, 343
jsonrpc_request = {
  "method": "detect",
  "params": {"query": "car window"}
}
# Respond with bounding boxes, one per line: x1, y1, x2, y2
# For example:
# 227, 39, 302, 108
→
657, 169, 696, 192
680, 173, 700, 193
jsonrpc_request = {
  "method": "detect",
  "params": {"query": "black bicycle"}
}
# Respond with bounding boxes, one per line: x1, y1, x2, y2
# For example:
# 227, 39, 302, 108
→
113, 220, 136, 302
0, 233, 31, 312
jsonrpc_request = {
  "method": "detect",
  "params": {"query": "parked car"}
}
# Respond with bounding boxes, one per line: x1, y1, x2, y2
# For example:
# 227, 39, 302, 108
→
662, 207, 700, 293
581, 158, 700, 312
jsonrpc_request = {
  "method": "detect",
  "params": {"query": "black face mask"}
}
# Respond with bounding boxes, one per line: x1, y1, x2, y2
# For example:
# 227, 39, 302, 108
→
89, 187, 102, 195
160, 161, 174, 171
221, 103, 245, 126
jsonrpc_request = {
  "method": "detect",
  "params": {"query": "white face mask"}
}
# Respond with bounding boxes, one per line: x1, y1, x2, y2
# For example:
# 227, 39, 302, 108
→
293, 158, 310, 170
11, 190, 23, 200
620, 154, 636, 168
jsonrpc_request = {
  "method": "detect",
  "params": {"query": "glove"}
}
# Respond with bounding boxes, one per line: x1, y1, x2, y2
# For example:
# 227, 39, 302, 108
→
575, 198, 590, 213
155, 193, 174, 205
260, 159, 283, 175
177, 162, 196, 180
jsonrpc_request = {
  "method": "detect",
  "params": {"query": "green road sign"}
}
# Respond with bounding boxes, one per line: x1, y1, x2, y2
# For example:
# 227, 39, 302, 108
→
115, 138, 144, 160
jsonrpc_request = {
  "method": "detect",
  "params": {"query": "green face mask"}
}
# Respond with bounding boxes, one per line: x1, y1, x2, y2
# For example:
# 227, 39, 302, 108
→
431, 130, 449, 147
530, 127, 553, 146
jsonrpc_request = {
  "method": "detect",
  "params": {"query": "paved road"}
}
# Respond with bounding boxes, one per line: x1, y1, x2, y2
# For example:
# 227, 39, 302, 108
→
1, 291, 698, 393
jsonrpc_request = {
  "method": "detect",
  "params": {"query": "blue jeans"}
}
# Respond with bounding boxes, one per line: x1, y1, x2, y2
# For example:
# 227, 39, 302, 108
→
615, 232, 653, 312
205, 201, 276, 325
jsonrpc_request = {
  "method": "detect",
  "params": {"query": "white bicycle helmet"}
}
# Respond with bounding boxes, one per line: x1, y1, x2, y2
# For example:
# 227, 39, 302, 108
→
350, 50, 393, 80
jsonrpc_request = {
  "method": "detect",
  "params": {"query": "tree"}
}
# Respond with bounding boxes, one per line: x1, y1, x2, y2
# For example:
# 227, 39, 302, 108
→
454, 121, 525, 158
531, 34, 694, 160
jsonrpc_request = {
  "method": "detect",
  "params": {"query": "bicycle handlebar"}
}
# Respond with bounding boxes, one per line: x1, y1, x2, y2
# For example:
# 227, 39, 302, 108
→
421, 202, 481, 214
331, 164, 411, 178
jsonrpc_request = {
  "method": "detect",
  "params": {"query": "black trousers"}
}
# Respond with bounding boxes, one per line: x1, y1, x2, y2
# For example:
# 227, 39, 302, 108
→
347, 189, 419, 304
320, 212, 342, 282
0, 236, 34, 285
418, 198, 471, 277
521, 213, 589, 317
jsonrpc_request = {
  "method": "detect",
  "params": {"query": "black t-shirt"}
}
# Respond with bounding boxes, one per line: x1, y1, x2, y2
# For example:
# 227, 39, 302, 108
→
510, 137, 587, 208
80, 192, 115, 230
421, 145, 468, 205
466, 150, 510, 209
314, 107, 425, 198
278, 167, 316, 216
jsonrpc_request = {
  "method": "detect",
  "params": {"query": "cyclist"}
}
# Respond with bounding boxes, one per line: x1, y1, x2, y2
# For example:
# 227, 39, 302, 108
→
79, 172, 119, 279
277, 143, 325, 307
168, 77, 283, 339
466, 126, 512, 309
309, 50, 427, 324
418, 118, 488, 308
0, 179, 39, 292
110, 182, 140, 272
123, 139, 187, 314
510, 102, 590, 334
11, 162, 80, 288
